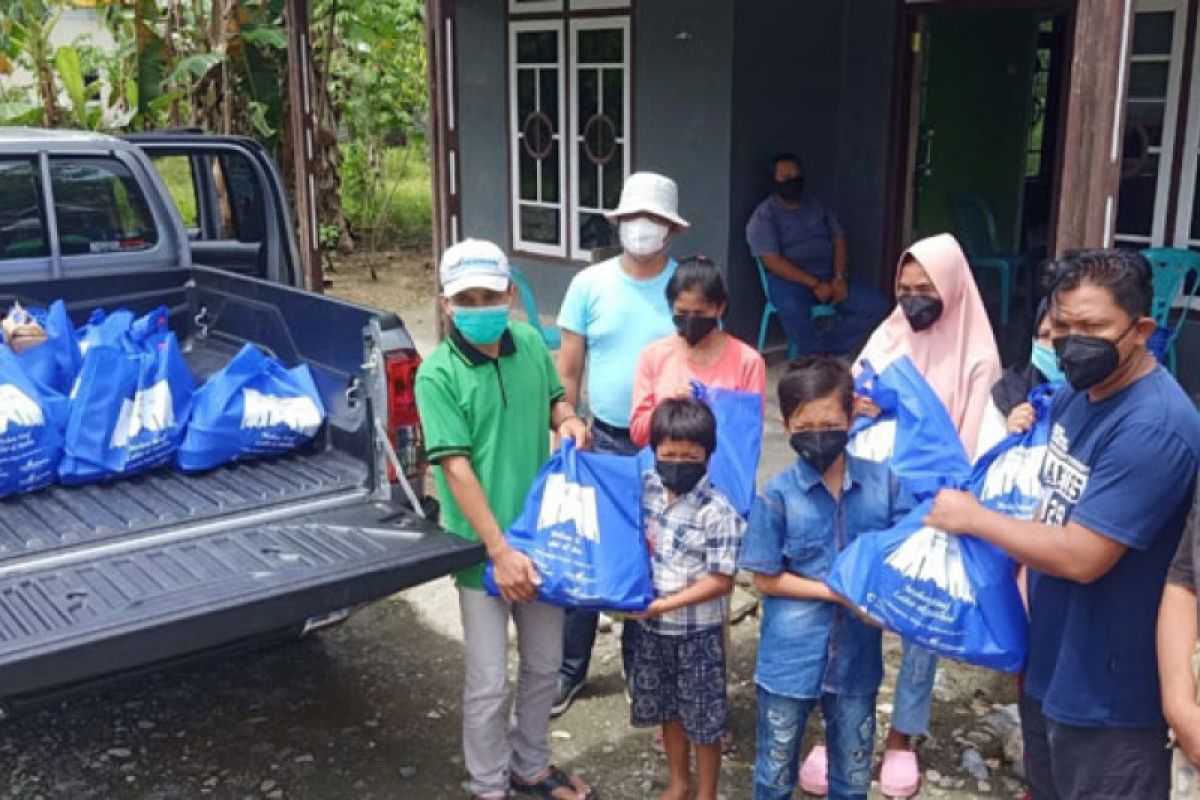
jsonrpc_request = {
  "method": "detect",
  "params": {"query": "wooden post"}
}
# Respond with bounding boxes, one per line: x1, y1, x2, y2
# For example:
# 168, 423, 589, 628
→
425, 0, 458, 338
285, 0, 323, 292
1052, 0, 1135, 256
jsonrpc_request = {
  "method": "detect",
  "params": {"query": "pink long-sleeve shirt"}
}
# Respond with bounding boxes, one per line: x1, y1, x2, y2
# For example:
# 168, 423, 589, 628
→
630, 333, 767, 447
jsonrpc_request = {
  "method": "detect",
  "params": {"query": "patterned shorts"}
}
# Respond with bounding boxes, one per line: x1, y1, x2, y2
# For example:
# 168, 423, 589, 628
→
628, 625, 727, 744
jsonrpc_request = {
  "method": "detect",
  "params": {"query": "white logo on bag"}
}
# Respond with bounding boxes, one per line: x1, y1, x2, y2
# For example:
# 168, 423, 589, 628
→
981, 444, 1048, 516
240, 389, 322, 433
110, 381, 174, 449
0, 384, 44, 433
885, 526, 975, 603
537, 473, 600, 542
847, 418, 896, 463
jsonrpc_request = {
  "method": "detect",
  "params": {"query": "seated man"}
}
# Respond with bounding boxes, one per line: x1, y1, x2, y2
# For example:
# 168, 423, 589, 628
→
746, 153, 888, 356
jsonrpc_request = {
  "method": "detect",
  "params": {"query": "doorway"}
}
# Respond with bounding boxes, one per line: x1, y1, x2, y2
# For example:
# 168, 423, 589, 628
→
897, 3, 1072, 338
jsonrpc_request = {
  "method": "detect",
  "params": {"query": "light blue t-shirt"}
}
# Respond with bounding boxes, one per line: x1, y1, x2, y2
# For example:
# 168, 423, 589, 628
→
557, 256, 678, 427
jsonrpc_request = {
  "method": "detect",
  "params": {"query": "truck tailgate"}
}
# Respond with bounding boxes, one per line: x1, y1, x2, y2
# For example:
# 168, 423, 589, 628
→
0, 500, 481, 701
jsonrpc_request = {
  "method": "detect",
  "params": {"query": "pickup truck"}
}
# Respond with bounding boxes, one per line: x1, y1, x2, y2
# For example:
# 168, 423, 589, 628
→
0, 128, 482, 716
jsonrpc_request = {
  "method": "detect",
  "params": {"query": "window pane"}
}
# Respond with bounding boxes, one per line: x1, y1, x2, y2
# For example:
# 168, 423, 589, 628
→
218, 152, 265, 243
519, 146, 539, 202
541, 142, 560, 204
603, 68, 624, 135
1190, 158, 1200, 243
1127, 100, 1166, 148
150, 155, 199, 229
602, 149, 623, 210
578, 146, 599, 208
577, 28, 622, 63
50, 157, 159, 256
1116, 153, 1160, 237
1133, 11, 1175, 56
517, 30, 557, 64
578, 69, 598, 131
579, 211, 615, 251
520, 205, 560, 245
1129, 62, 1170, 99
0, 159, 48, 261
518, 69, 536, 122
539, 67, 559, 124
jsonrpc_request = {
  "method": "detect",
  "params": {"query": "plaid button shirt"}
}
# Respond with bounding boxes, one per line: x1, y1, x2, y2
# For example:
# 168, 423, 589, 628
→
642, 470, 746, 635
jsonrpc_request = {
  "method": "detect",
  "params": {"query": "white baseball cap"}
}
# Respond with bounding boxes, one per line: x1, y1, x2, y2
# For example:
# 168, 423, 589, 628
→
604, 172, 690, 229
439, 239, 512, 297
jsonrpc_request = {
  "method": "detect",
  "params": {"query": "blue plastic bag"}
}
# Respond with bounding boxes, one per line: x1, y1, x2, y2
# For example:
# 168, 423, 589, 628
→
177, 343, 326, 472
16, 300, 82, 396
78, 306, 170, 356
0, 346, 66, 498
484, 439, 655, 611
58, 331, 195, 484
826, 356, 1027, 672
690, 381, 762, 517
77, 308, 134, 355
846, 360, 899, 464
971, 384, 1056, 520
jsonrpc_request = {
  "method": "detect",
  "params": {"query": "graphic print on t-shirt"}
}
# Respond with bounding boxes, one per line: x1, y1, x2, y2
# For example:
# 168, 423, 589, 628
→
1037, 422, 1091, 527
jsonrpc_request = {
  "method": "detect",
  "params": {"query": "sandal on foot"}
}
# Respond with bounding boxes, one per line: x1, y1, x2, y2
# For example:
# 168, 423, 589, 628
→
880, 749, 920, 798
799, 745, 828, 796
510, 765, 595, 800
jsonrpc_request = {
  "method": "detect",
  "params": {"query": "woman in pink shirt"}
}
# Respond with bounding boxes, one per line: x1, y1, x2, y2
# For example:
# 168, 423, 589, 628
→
630, 256, 767, 448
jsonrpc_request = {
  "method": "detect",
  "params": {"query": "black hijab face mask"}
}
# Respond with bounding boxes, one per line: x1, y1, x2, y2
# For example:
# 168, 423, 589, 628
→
789, 429, 849, 475
655, 459, 707, 495
1052, 319, 1138, 391
899, 295, 944, 332
776, 176, 805, 202
673, 313, 720, 346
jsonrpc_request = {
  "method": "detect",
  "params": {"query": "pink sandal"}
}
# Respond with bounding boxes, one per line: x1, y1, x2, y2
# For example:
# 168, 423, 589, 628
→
880, 748, 920, 798
799, 745, 828, 796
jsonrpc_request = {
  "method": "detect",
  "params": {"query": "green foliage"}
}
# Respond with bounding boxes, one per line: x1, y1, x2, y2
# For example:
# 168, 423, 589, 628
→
342, 144, 432, 249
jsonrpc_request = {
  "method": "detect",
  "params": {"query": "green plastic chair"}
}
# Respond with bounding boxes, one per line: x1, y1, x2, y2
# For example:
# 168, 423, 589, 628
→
510, 265, 561, 351
1140, 248, 1200, 374
755, 257, 836, 359
950, 193, 1023, 325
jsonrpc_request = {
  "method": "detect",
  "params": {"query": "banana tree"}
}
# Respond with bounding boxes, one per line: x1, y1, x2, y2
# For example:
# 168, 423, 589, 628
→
0, 0, 64, 127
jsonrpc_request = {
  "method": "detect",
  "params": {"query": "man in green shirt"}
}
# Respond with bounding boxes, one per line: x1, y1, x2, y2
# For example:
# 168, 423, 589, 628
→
415, 239, 594, 800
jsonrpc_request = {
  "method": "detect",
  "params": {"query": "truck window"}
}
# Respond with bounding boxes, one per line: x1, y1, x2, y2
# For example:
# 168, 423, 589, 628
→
149, 154, 200, 231
0, 159, 49, 261
50, 157, 160, 256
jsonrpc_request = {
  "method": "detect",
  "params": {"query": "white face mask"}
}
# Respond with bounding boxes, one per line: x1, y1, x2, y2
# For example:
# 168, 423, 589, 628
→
619, 217, 670, 258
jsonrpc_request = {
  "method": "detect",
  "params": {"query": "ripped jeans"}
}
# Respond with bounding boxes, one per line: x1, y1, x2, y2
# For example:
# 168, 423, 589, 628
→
753, 686, 876, 800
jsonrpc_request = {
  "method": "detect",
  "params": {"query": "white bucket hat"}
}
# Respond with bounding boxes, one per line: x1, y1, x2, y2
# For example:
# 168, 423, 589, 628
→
439, 238, 511, 297
604, 172, 690, 229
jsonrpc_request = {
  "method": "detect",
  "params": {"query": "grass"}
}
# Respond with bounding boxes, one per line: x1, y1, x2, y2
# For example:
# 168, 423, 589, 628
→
150, 155, 199, 227
343, 144, 433, 250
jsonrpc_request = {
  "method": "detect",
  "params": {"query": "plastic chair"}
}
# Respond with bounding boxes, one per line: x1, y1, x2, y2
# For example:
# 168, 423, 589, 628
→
509, 266, 561, 351
1140, 248, 1200, 374
755, 257, 836, 358
950, 193, 1024, 325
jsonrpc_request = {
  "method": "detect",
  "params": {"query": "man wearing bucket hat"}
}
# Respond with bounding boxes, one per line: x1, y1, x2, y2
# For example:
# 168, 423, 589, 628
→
416, 239, 595, 800
553, 171, 688, 716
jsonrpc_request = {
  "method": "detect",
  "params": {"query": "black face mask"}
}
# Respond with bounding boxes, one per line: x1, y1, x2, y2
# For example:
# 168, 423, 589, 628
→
673, 314, 720, 346
789, 429, 849, 475
1053, 320, 1138, 391
656, 459, 707, 495
776, 177, 805, 202
899, 295, 944, 332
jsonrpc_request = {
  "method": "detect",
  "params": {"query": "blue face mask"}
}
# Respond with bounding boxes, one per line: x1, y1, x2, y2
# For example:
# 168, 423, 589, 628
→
454, 304, 510, 345
1030, 339, 1065, 385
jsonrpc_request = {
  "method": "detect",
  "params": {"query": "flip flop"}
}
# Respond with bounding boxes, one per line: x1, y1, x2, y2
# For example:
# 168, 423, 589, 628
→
880, 748, 921, 798
510, 765, 595, 800
799, 745, 829, 796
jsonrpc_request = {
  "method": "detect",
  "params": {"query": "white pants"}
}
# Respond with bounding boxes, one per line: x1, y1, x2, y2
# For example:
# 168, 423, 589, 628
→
459, 587, 565, 797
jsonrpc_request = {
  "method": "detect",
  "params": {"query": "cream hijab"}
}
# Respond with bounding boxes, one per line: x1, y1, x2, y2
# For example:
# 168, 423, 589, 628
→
857, 233, 1003, 458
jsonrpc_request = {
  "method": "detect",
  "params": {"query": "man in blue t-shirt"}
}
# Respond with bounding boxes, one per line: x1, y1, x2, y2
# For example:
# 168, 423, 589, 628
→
926, 249, 1200, 799
552, 171, 688, 715
745, 153, 887, 356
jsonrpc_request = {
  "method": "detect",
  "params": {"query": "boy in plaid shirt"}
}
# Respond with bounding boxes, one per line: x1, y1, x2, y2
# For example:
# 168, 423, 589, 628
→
627, 396, 746, 800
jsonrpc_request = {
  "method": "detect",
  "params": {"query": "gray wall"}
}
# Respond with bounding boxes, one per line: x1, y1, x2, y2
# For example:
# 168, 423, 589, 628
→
725, 0, 898, 341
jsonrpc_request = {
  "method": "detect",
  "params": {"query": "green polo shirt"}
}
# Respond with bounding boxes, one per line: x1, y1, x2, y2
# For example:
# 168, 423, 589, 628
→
415, 321, 564, 590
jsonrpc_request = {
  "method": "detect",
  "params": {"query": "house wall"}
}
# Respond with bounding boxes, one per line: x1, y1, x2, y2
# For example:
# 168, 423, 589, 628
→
454, 0, 735, 316
724, 0, 899, 342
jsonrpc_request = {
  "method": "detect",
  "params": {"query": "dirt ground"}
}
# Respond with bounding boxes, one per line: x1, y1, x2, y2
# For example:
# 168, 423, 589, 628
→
0, 251, 1027, 800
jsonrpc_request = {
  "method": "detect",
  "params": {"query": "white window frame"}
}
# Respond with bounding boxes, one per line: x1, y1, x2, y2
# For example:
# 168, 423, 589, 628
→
569, 0, 632, 10
509, 0, 563, 14
509, 19, 569, 258
568, 16, 631, 262
1172, 6, 1200, 247
1115, 0, 1189, 248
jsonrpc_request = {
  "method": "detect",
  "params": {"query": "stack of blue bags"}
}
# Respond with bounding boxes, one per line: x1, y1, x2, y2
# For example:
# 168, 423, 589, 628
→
0, 300, 326, 500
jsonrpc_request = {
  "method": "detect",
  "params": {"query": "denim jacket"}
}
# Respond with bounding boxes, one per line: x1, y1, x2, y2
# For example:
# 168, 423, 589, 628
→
738, 455, 913, 699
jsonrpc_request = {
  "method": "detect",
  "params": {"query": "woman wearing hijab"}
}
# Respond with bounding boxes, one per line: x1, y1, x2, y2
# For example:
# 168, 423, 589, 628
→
797, 234, 1003, 799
